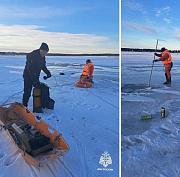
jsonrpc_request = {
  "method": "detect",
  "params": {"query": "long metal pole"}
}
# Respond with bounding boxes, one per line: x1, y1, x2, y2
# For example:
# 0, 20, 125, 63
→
148, 39, 159, 87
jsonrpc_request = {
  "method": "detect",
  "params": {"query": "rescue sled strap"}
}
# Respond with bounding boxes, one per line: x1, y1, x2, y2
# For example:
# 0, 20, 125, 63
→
53, 133, 62, 146
0, 103, 27, 125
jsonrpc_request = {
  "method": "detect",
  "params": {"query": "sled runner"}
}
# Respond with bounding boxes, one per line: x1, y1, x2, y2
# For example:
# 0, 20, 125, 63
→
75, 81, 93, 88
0, 102, 69, 167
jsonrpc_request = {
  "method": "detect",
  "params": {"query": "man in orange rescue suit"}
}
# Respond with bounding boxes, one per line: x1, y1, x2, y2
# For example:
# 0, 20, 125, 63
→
153, 47, 173, 84
79, 59, 94, 83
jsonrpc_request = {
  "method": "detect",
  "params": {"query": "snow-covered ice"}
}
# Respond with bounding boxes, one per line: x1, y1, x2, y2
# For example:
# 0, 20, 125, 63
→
0, 55, 119, 177
122, 52, 180, 177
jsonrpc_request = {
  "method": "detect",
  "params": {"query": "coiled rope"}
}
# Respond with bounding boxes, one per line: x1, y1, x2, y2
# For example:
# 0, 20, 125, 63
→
2, 91, 23, 105
41, 75, 58, 90
1, 75, 58, 105
2, 75, 119, 111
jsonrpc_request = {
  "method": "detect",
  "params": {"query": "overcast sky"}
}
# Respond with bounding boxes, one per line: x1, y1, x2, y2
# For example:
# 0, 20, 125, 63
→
0, 0, 119, 54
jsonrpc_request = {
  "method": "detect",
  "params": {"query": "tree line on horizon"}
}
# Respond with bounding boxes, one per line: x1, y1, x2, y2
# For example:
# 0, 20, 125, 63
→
0, 51, 119, 56
121, 48, 180, 53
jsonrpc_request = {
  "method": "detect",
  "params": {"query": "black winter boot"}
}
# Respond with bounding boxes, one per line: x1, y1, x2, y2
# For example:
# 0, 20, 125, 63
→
163, 74, 169, 84
163, 79, 170, 85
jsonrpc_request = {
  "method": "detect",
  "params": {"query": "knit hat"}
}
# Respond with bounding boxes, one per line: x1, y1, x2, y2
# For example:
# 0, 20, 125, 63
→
86, 59, 91, 63
161, 47, 166, 52
39, 43, 49, 52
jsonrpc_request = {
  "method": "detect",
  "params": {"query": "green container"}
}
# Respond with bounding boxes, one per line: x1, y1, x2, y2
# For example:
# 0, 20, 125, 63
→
141, 115, 152, 120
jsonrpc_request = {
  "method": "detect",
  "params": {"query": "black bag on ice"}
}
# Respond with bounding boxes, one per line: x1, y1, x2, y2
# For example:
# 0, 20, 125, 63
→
41, 84, 55, 110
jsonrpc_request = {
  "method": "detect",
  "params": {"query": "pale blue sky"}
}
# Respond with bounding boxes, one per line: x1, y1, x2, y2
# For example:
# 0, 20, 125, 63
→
121, 0, 180, 50
0, 0, 119, 53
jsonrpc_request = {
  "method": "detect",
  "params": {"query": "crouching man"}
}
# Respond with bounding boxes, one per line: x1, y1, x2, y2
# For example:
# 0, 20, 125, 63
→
79, 59, 94, 83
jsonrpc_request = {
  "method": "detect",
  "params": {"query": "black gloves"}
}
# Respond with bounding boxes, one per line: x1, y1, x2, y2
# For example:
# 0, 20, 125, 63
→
154, 52, 158, 56
153, 59, 159, 63
43, 73, 51, 80
154, 53, 160, 62
43, 76, 48, 80
33, 82, 41, 88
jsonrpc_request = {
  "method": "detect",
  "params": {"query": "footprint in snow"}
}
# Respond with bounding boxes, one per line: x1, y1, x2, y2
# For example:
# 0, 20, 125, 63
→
122, 137, 136, 146
134, 136, 144, 143
3, 151, 19, 167
0, 153, 5, 159
47, 114, 58, 121
4, 156, 16, 166
160, 126, 172, 134
174, 118, 180, 124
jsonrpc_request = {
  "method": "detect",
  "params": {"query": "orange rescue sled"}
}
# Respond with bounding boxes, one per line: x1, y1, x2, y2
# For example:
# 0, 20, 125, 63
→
75, 81, 93, 88
0, 102, 69, 167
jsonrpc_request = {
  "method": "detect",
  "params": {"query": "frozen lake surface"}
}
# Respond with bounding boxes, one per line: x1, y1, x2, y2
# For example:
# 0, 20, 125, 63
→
0, 55, 119, 177
122, 52, 180, 177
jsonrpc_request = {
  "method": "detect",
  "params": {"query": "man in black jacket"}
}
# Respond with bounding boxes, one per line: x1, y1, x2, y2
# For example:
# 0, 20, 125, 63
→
22, 43, 51, 107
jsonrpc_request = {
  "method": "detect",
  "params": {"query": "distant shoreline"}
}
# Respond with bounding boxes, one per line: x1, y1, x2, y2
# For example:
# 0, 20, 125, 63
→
121, 48, 180, 53
0, 52, 119, 56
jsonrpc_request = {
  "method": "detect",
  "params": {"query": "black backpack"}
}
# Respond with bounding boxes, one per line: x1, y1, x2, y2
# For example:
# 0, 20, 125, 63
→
41, 84, 55, 109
